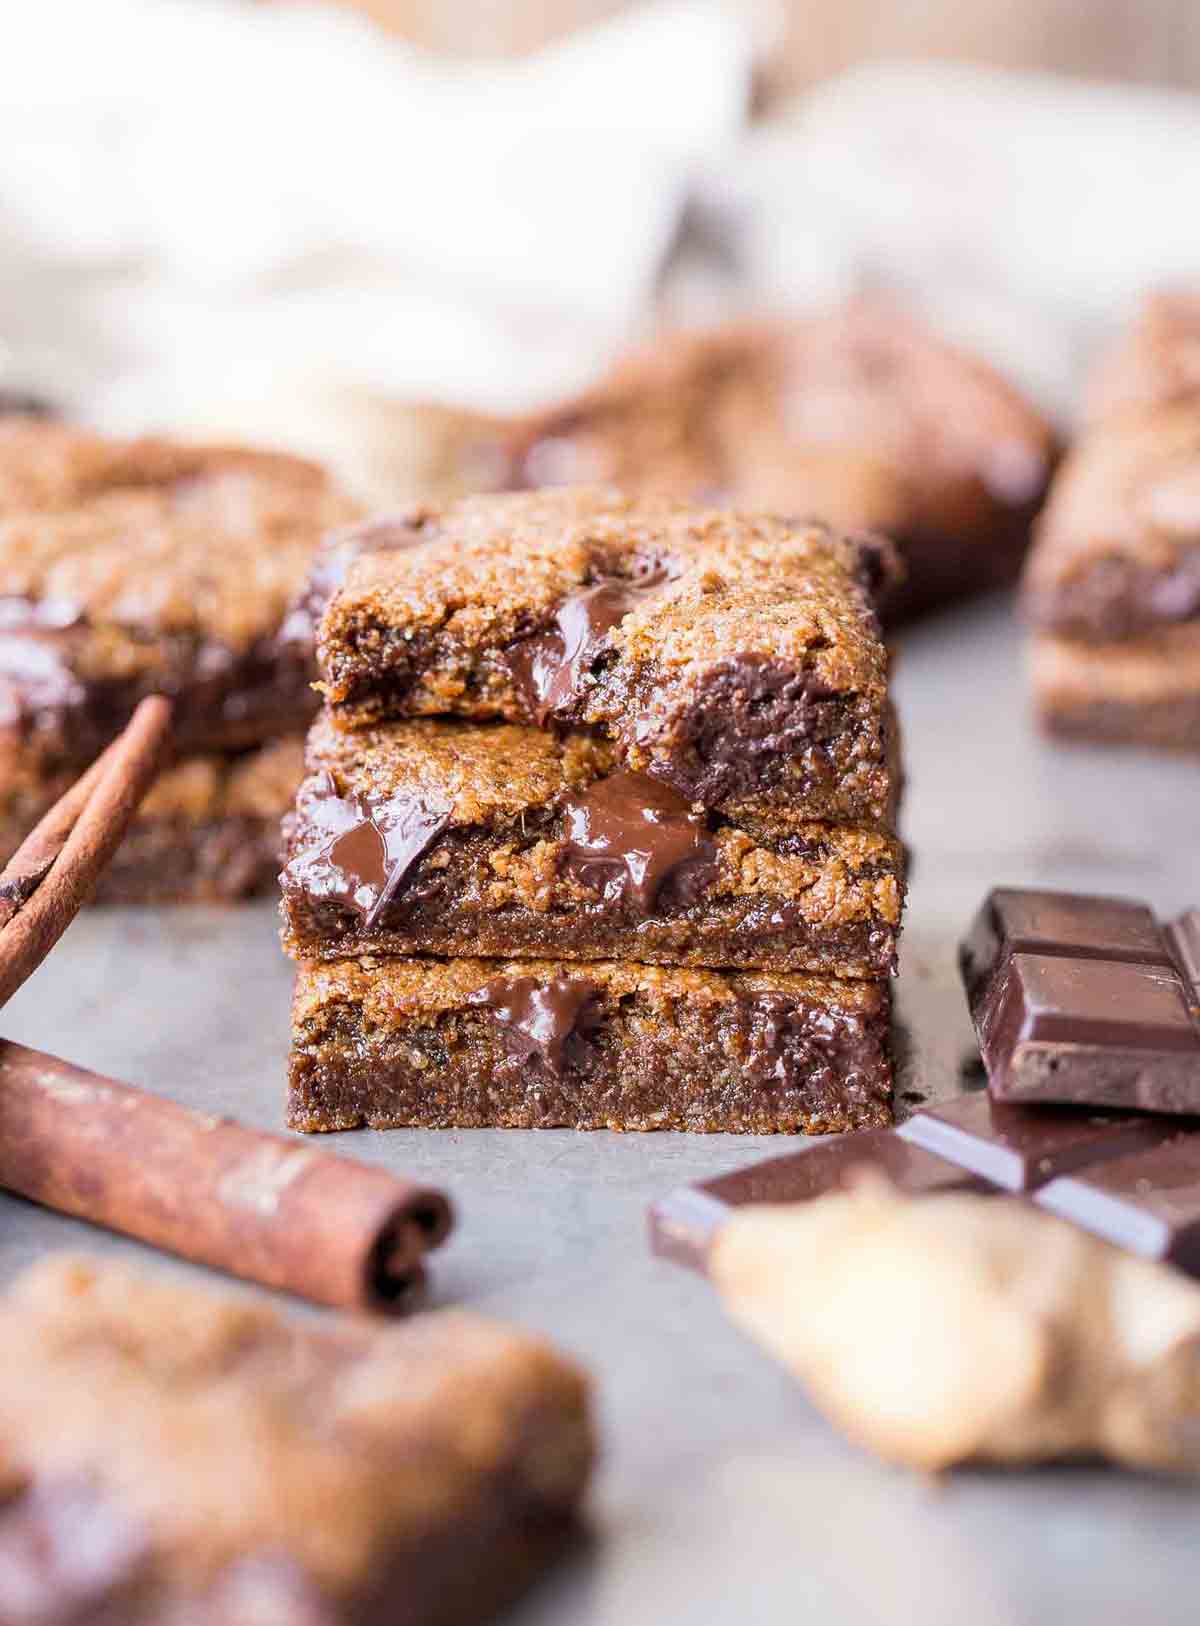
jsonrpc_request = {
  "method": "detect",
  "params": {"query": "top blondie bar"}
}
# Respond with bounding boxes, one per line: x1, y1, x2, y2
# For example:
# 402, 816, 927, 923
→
314, 488, 899, 827
0, 418, 359, 764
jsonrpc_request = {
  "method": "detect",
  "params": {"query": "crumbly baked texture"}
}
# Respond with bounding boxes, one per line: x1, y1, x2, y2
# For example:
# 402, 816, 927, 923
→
288, 954, 893, 1133
1085, 292, 1200, 425
0, 1254, 594, 1626
315, 488, 898, 827
1, 736, 305, 904
280, 713, 903, 976
1022, 404, 1200, 642
504, 301, 1055, 621
0, 419, 360, 764
1030, 627, 1200, 752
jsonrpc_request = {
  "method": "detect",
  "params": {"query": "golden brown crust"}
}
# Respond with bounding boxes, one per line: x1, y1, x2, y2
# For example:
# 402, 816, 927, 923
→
0, 423, 360, 652
294, 952, 889, 1020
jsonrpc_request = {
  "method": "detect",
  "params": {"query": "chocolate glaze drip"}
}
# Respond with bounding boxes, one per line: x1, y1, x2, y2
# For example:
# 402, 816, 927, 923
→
281, 773, 451, 929
558, 771, 717, 913
507, 567, 674, 722
469, 975, 602, 1079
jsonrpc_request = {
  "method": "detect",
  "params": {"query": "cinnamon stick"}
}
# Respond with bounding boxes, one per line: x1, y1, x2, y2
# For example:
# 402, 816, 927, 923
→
0, 697, 172, 1005
0, 1039, 453, 1312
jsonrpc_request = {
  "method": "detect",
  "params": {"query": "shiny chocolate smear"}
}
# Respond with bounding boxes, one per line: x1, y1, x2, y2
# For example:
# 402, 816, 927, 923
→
558, 771, 718, 913
281, 772, 451, 929
469, 975, 603, 1078
507, 569, 671, 723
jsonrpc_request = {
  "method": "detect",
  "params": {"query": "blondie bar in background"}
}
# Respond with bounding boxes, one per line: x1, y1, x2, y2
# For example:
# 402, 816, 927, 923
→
1024, 294, 1200, 752
0, 418, 359, 899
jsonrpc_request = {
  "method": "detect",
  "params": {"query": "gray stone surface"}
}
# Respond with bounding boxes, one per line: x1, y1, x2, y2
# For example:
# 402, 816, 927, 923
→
1, 595, 1197, 1623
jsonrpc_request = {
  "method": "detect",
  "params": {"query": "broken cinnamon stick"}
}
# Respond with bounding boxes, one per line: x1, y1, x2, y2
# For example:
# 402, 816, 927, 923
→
0, 697, 172, 1005
0, 1039, 453, 1312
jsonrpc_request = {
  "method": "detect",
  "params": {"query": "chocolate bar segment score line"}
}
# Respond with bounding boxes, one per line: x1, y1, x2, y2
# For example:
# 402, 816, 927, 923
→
648, 1131, 987, 1274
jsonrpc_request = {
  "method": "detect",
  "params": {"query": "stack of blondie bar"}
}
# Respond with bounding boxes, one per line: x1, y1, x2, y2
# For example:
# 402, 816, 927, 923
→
1024, 293, 1200, 751
0, 418, 358, 899
281, 487, 905, 1134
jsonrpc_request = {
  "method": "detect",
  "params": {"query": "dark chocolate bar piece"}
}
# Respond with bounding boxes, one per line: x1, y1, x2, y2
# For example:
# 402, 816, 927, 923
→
961, 889, 1200, 1113
649, 1131, 983, 1273
1035, 1134, 1200, 1273
897, 1091, 1172, 1191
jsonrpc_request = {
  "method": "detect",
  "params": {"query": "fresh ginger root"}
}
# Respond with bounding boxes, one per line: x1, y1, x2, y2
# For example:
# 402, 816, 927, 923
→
710, 1176, 1200, 1474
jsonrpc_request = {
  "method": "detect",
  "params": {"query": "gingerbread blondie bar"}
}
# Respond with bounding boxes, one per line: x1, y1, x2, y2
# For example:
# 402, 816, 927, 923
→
280, 712, 903, 976
1022, 404, 1200, 643
0, 1254, 593, 1626
314, 488, 899, 827
0, 419, 359, 766
288, 954, 893, 1134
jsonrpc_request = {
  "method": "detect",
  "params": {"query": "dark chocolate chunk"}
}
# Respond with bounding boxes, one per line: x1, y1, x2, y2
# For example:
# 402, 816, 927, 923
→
558, 771, 718, 912
507, 569, 673, 723
649, 1131, 984, 1273
468, 975, 602, 1079
961, 887, 1200, 1114
279, 772, 451, 929
1035, 1135, 1200, 1274
898, 1092, 1171, 1191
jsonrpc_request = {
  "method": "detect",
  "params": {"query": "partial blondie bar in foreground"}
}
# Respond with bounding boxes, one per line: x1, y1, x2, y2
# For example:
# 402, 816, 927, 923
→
0, 1255, 593, 1626
289, 955, 893, 1133
0, 418, 359, 767
314, 488, 899, 826
280, 713, 904, 977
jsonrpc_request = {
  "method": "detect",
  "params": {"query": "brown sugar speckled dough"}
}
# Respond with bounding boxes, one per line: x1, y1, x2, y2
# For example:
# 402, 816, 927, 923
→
288, 954, 894, 1134
280, 712, 904, 977
504, 300, 1056, 621
314, 487, 899, 828
0, 419, 360, 766
0, 1254, 594, 1626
